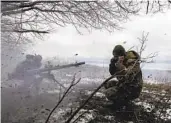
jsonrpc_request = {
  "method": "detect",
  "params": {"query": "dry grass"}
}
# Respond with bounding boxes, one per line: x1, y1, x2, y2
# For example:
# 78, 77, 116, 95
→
143, 83, 171, 93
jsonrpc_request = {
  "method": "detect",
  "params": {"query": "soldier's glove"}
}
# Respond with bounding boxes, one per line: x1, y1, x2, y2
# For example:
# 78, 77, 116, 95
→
115, 56, 125, 70
115, 62, 126, 71
110, 57, 118, 64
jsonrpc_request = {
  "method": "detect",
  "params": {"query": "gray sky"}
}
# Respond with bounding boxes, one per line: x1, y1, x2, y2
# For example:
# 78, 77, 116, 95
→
27, 10, 171, 63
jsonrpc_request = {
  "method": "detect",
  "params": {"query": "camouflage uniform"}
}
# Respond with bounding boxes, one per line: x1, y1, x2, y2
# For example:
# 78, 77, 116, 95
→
104, 45, 143, 105
9, 54, 43, 95
10, 55, 42, 79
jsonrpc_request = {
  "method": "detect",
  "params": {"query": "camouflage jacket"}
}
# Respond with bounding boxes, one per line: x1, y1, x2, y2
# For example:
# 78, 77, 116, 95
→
109, 50, 143, 89
13, 60, 42, 77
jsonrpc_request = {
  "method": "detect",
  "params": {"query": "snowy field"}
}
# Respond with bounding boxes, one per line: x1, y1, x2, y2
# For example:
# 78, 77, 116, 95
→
1, 63, 171, 123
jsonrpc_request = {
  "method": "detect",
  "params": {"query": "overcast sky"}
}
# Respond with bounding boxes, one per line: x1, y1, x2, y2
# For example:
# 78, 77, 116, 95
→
27, 10, 171, 63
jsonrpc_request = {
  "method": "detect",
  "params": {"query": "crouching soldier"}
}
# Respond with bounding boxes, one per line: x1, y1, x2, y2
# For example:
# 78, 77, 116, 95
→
104, 45, 143, 107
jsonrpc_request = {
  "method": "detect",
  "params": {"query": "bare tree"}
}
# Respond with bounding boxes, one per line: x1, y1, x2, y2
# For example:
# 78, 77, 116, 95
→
127, 31, 158, 63
1, 1, 139, 35
144, 0, 171, 14
45, 73, 81, 123
136, 31, 158, 63
2, 1, 171, 32
1, 0, 171, 44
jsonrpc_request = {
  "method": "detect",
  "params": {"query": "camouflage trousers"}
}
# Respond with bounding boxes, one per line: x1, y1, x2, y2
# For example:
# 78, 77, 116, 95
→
104, 80, 141, 104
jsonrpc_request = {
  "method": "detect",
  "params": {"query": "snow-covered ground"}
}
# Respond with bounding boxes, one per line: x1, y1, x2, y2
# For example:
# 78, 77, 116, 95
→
1, 64, 171, 123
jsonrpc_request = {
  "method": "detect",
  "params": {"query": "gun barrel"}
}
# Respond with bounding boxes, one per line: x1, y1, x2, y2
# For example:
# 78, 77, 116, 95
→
26, 62, 85, 74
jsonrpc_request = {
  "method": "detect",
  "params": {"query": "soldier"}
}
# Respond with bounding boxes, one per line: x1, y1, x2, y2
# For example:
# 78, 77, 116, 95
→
8, 54, 43, 95
104, 45, 143, 107
9, 54, 42, 79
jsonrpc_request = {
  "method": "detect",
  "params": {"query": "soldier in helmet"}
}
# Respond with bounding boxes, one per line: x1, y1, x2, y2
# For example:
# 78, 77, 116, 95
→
8, 54, 43, 95
9, 54, 42, 79
33, 55, 42, 68
104, 45, 143, 107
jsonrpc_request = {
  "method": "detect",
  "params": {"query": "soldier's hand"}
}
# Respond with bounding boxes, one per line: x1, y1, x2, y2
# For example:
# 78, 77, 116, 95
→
111, 57, 118, 63
115, 62, 125, 71
118, 56, 124, 63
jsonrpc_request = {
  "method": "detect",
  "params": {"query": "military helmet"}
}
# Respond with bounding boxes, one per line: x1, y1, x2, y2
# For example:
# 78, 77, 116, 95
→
112, 45, 126, 56
34, 55, 42, 62
26, 54, 34, 60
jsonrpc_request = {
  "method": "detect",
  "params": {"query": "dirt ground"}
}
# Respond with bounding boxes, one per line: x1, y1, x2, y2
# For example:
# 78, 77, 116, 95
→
1, 79, 171, 123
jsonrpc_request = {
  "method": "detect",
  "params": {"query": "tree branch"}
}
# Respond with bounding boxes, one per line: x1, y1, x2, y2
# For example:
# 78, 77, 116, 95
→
45, 74, 81, 123
2, 1, 171, 39
65, 70, 125, 123
13, 29, 49, 33
146, 0, 149, 14
2, 7, 33, 16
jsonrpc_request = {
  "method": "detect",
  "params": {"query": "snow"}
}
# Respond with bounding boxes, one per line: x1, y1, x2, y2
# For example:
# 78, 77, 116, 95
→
142, 89, 157, 94
73, 109, 94, 123
94, 92, 106, 98
166, 109, 171, 120
104, 115, 115, 120
53, 108, 66, 118
81, 78, 103, 84
127, 121, 134, 123
78, 113, 94, 123
47, 89, 60, 94
85, 90, 93, 95
134, 101, 155, 112
66, 74, 72, 77
85, 91, 106, 98
63, 83, 70, 88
